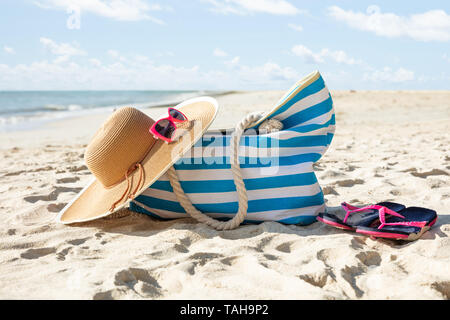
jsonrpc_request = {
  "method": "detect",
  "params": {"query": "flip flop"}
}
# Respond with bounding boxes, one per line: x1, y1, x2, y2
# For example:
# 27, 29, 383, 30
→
317, 202, 406, 231
356, 206, 437, 241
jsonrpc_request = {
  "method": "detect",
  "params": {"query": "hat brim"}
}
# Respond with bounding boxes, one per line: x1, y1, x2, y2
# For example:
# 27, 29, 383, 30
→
56, 96, 218, 224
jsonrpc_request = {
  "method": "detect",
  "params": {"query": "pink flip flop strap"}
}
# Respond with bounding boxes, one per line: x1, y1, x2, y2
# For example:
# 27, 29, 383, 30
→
341, 202, 361, 212
376, 205, 427, 230
340, 203, 398, 224
340, 203, 427, 230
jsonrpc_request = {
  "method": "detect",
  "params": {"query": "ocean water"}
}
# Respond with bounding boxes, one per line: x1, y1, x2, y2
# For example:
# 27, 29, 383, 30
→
0, 90, 213, 131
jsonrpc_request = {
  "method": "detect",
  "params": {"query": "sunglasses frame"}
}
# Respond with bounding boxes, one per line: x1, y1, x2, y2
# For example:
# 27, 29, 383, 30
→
149, 107, 188, 143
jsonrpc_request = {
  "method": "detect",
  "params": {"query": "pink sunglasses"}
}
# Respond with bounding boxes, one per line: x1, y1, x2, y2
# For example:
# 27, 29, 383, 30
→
149, 107, 188, 143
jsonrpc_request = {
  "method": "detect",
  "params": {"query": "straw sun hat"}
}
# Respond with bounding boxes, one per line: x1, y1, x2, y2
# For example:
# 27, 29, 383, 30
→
56, 97, 218, 224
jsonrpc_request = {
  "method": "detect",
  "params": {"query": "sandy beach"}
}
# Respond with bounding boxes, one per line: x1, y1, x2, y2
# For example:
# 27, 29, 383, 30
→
0, 90, 449, 300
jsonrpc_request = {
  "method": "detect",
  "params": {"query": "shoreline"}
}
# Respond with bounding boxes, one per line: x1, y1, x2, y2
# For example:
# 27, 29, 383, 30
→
0, 90, 277, 150
0, 90, 238, 134
1, 89, 446, 135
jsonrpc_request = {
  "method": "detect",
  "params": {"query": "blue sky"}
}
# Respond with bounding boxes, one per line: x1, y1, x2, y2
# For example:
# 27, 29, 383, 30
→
0, 0, 449, 90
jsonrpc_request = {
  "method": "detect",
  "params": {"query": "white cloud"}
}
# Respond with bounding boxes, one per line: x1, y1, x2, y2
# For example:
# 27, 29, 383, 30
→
156, 51, 175, 57
288, 23, 303, 32
363, 67, 415, 83
236, 62, 298, 83
291, 45, 362, 65
40, 37, 86, 61
0, 47, 298, 90
291, 45, 324, 64
107, 49, 130, 63
322, 49, 361, 65
213, 48, 228, 57
89, 58, 102, 66
53, 55, 71, 64
443, 53, 450, 62
107, 49, 120, 58
34, 0, 168, 24
131, 54, 151, 64
3, 46, 15, 54
328, 5, 450, 42
205, 0, 302, 16
224, 56, 240, 66
0, 56, 201, 90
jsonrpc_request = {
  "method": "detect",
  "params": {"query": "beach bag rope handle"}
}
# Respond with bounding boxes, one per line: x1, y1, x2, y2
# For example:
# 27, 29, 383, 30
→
167, 112, 279, 230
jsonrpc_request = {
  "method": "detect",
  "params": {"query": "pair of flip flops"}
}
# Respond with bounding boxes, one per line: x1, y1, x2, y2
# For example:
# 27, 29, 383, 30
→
317, 202, 437, 241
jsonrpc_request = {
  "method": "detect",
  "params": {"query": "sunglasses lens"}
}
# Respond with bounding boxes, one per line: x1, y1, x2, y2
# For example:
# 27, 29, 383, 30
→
169, 109, 186, 121
154, 119, 175, 139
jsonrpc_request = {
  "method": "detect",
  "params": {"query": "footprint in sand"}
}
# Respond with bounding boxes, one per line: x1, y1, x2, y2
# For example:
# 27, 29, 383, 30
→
92, 289, 124, 300
275, 241, 293, 253
350, 237, 367, 250
95, 232, 105, 239
47, 203, 67, 212
355, 251, 382, 267
56, 177, 80, 184
427, 178, 447, 189
321, 170, 346, 179
344, 165, 359, 172
322, 186, 339, 195
188, 252, 223, 266
312, 165, 323, 171
316, 244, 380, 298
66, 165, 88, 172
431, 281, 450, 300
220, 255, 242, 266
56, 247, 72, 261
24, 187, 82, 203
3, 170, 26, 177
317, 247, 356, 266
299, 270, 332, 289
67, 238, 90, 246
262, 254, 278, 261
334, 179, 364, 187
55, 238, 91, 261
3, 166, 55, 177
176, 261, 197, 275
112, 268, 162, 298
340, 265, 365, 298
409, 169, 449, 178
20, 247, 56, 259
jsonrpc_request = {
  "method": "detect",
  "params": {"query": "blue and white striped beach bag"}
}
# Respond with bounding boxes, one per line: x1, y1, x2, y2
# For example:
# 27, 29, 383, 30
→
130, 71, 335, 226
